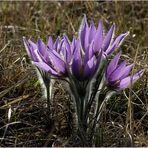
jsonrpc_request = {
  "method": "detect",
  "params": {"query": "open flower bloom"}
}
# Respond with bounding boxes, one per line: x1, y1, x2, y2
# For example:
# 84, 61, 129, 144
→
23, 36, 68, 77
79, 15, 129, 57
23, 35, 103, 81
106, 52, 144, 90
24, 16, 143, 86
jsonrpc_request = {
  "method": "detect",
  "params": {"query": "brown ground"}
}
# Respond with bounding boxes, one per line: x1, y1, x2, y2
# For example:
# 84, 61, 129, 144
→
0, 1, 147, 147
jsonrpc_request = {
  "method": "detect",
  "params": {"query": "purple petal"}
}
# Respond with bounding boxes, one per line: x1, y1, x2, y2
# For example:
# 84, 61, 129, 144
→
84, 41, 94, 64
58, 39, 65, 54
48, 50, 66, 74
28, 39, 37, 50
23, 38, 39, 62
37, 38, 51, 63
73, 39, 81, 62
119, 64, 133, 79
109, 60, 127, 81
93, 20, 103, 53
80, 15, 89, 50
84, 56, 95, 79
71, 58, 82, 80
37, 38, 46, 56
63, 35, 71, 63
33, 62, 59, 76
71, 37, 76, 54
71, 42, 82, 79
107, 52, 121, 78
85, 27, 90, 50
89, 21, 96, 43
102, 24, 115, 51
54, 37, 60, 51
47, 36, 53, 50
105, 32, 129, 55
133, 69, 145, 78
119, 69, 144, 90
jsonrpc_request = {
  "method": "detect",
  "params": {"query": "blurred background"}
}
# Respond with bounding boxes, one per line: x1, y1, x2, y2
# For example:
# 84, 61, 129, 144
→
0, 1, 147, 147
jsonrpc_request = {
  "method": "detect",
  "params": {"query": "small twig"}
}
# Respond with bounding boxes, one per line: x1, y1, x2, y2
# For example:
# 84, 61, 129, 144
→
0, 95, 30, 109
0, 106, 12, 142
2, 25, 41, 32
0, 77, 29, 99
126, 44, 140, 146
0, 40, 11, 54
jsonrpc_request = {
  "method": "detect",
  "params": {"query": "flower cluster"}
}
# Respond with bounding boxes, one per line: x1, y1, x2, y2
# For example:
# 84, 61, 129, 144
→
24, 16, 143, 90
23, 15, 144, 146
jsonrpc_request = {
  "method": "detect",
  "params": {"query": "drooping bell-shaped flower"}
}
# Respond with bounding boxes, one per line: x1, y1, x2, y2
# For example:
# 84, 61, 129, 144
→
106, 52, 144, 90
79, 15, 129, 57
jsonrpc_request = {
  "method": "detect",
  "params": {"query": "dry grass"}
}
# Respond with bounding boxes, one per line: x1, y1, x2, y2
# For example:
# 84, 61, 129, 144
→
0, 1, 147, 147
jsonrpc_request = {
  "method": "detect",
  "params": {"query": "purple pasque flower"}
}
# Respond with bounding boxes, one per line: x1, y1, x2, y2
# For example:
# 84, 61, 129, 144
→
79, 15, 129, 57
24, 35, 103, 81
106, 52, 144, 90
23, 36, 69, 77
71, 38, 103, 81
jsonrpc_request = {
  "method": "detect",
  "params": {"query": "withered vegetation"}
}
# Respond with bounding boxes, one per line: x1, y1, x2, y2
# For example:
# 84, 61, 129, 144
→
0, 1, 147, 147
